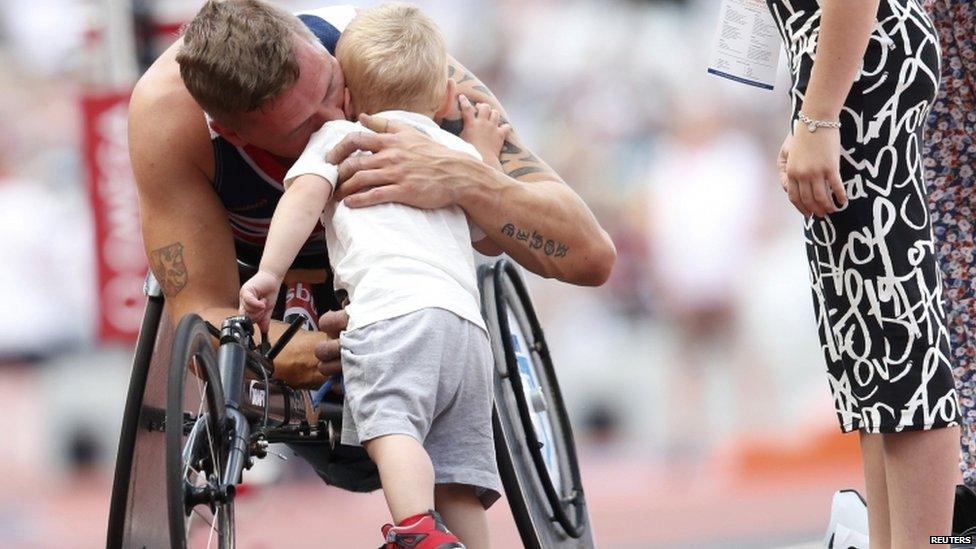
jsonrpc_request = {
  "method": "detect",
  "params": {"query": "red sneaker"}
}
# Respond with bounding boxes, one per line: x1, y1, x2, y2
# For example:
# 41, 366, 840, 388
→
379, 510, 465, 549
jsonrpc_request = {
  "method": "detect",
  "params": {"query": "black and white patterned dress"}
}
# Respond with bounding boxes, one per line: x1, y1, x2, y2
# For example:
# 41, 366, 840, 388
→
766, 0, 960, 433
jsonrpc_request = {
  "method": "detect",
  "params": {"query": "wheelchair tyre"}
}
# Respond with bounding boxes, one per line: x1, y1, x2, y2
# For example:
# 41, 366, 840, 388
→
107, 289, 172, 547
481, 259, 593, 548
166, 314, 233, 549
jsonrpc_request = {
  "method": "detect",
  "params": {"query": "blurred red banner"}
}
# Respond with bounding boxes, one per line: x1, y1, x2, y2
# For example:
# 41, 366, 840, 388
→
82, 91, 147, 343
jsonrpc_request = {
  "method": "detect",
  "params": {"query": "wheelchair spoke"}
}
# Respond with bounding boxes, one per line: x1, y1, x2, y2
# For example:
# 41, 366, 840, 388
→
183, 389, 208, 480
165, 315, 237, 549
206, 507, 219, 549
186, 506, 218, 546
182, 358, 223, 548
191, 508, 214, 529
200, 380, 222, 491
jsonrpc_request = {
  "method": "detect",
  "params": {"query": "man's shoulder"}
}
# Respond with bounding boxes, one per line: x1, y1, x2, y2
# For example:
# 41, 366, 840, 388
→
129, 41, 214, 183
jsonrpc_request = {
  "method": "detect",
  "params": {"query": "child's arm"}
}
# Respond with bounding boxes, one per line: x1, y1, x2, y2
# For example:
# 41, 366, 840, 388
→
240, 174, 333, 331
457, 97, 511, 255
260, 175, 332, 277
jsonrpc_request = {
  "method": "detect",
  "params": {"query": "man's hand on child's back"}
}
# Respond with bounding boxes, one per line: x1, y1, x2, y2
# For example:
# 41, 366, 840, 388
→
327, 114, 483, 209
239, 270, 281, 333
458, 94, 512, 170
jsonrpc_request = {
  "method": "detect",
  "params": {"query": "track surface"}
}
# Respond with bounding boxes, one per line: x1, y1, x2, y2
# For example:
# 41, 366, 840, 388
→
0, 447, 859, 548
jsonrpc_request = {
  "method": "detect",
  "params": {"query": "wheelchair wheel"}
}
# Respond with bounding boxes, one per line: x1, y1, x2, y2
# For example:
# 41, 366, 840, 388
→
166, 314, 233, 548
107, 275, 172, 548
480, 259, 594, 549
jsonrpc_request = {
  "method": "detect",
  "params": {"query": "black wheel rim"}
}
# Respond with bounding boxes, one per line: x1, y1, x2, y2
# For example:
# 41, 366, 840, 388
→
482, 259, 590, 545
107, 293, 165, 548
166, 314, 232, 549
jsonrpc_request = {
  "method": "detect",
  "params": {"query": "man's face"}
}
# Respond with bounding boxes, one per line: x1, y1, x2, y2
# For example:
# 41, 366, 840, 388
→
221, 37, 346, 158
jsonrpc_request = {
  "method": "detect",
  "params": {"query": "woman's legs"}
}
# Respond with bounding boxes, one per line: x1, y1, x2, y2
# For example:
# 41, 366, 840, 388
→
860, 431, 891, 549
883, 426, 961, 548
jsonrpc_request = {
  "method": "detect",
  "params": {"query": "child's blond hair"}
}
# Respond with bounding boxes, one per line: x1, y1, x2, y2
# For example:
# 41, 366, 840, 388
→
336, 3, 448, 115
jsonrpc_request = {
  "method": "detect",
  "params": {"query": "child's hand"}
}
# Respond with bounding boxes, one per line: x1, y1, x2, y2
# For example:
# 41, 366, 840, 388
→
239, 270, 281, 333
459, 95, 511, 169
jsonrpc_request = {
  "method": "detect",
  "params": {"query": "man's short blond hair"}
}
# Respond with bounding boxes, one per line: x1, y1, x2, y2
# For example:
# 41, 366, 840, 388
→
176, 0, 320, 119
336, 3, 448, 115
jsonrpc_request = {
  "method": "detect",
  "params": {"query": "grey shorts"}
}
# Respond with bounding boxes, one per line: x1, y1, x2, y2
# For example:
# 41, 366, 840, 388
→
339, 307, 501, 508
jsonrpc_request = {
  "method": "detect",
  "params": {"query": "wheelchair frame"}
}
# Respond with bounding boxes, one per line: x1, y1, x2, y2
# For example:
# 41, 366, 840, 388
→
106, 258, 593, 548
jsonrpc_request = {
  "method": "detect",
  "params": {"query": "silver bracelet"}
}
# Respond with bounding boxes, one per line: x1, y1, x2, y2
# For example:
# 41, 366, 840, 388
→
797, 111, 841, 133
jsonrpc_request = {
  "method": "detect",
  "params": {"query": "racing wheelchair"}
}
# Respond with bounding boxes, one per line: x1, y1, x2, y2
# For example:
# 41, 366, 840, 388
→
106, 258, 594, 548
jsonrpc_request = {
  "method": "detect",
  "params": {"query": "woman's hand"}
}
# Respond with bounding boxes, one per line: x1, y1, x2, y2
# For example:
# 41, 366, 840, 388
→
781, 126, 848, 217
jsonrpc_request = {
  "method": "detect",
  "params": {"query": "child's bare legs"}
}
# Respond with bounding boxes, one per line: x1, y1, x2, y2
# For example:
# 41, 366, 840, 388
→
363, 435, 490, 547
435, 483, 490, 549
884, 426, 960, 548
363, 434, 434, 523
859, 431, 891, 549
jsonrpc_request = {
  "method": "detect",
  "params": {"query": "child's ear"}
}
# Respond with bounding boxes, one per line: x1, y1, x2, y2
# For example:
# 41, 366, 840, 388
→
434, 78, 458, 123
209, 119, 247, 147
343, 88, 355, 121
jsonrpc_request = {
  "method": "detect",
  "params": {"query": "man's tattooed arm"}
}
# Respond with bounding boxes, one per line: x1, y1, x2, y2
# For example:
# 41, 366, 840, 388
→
437, 57, 615, 283
501, 223, 570, 258
148, 241, 188, 297
444, 58, 556, 183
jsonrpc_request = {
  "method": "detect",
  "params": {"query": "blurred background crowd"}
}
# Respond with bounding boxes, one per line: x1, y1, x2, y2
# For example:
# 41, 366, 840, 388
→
0, 0, 863, 546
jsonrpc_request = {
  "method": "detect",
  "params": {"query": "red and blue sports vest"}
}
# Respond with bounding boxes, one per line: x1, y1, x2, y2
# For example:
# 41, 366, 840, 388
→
209, 7, 353, 270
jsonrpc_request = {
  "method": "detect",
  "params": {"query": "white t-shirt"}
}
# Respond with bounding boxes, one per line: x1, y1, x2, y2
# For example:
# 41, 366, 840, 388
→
284, 110, 487, 333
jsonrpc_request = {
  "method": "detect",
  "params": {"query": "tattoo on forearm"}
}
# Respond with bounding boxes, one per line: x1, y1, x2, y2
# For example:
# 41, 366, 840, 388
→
501, 223, 569, 258
149, 242, 188, 296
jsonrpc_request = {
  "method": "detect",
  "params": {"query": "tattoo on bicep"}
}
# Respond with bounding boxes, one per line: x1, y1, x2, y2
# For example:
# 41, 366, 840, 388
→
500, 223, 569, 258
450, 63, 494, 98
472, 84, 494, 97
456, 70, 475, 85
500, 140, 546, 178
446, 65, 549, 178
149, 242, 189, 296
507, 166, 547, 178
501, 140, 522, 156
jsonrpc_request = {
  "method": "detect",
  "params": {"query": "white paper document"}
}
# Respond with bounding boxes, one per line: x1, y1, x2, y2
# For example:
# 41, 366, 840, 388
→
707, 0, 782, 90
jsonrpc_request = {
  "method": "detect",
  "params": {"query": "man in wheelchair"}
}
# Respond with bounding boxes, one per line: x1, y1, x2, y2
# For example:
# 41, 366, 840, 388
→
132, 0, 613, 391
125, 0, 614, 547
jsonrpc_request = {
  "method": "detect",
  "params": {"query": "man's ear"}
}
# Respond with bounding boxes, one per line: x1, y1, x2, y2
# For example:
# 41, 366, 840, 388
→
343, 88, 356, 121
434, 78, 457, 123
209, 119, 247, 147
